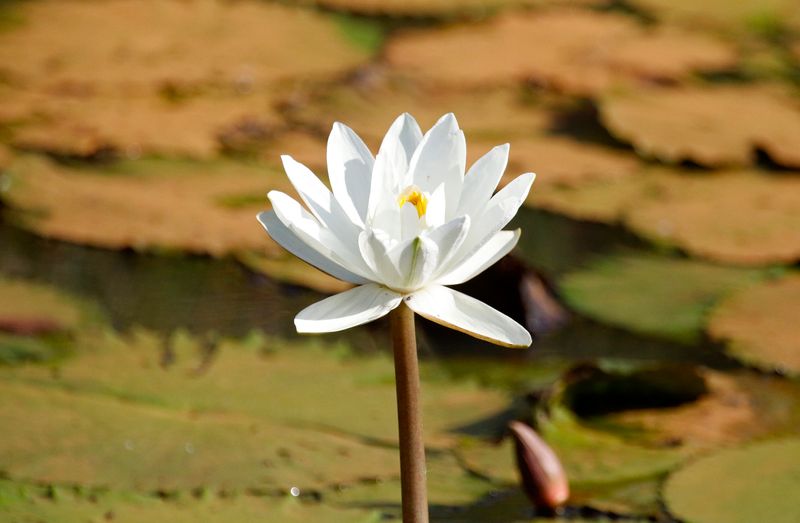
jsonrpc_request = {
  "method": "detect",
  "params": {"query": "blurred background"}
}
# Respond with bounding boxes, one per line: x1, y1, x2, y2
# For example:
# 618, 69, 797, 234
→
0, 0, 799, 521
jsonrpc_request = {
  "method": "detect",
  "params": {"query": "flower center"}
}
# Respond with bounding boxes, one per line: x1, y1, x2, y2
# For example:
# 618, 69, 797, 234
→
397, 185, 428, 218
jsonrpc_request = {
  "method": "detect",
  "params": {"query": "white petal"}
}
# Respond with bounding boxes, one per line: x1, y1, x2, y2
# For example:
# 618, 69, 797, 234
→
268, 191, 373, 279
389, 235, 439, 291
378, 113, 423, 191
424, 183, 446, 228
448, 172, 535, 271
405, 285, 531, 348
407, 113, 465, 218
257, 211, 369, 285
400, 202, 420, 242
281, 155, 360, 243
295, 283, 402, 333
358, 229, 401, 286
457, 144, 509, 217
327, 122, 375, 226
437, 229, 520, 285
423, 215, 470, 272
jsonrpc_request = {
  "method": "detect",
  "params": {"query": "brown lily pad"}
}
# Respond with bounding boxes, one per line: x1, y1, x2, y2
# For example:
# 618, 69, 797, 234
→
8, 91, 284, 160
708, 275, 800, 376
626, 0, 800, 34
385, 10, 737, 94
0, 0, 372, 94
606, 370, 800, 450
600, 85, 800, 168
622, 169, 800, 266
293, 0, 536, 18
1, 155, 283, 257
0, 277, 94, 335
292, 80, 552, 149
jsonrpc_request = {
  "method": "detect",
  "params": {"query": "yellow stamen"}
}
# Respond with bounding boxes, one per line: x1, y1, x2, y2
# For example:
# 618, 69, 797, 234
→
397, 186, 428, 218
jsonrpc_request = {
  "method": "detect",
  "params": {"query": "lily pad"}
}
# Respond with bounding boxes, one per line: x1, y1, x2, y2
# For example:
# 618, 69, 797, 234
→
708, 275, 800, 376
1, 155, 283, 256
600, 370, 800, 450
2, 329, 512, 448
664, 438, 800, 523
0, 276, 94, 334
386, 10, 737, 94
622, 169, 800, 266
626, 0, 800, 34
330, 452, 499, 512
292, 80, 552, 149
0, 0, 372, 93
600, 85, 800, 168
8, 91, 284, 160
0, 379, 401, 491
559, 254, 767, 343
0, 481, 381, 523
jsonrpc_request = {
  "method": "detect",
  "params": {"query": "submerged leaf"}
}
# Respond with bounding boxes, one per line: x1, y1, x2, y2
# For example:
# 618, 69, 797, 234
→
559, 254, 767, 343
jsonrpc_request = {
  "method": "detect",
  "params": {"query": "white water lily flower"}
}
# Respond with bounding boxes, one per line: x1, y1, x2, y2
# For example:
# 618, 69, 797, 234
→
258, 113, 535, 347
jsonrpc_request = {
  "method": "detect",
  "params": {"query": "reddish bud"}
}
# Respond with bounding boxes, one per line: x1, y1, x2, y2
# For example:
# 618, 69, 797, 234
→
508, 420, 570, 510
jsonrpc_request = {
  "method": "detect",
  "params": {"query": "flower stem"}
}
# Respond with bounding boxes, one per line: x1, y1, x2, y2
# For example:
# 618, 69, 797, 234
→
390, 302, 429, 523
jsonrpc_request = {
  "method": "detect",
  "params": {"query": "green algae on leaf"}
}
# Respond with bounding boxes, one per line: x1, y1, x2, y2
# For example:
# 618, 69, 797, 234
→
708, 275, 800, 376
664, 438, 800, 523
0, 481, 381, 523
559, 254, 767, 343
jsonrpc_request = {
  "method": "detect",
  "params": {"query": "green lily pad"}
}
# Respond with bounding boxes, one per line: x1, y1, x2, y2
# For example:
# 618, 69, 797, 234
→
0, 481, 381, 523
708, 275, 800, 376
664, 438, 800, 523
2, 329, 511, 448
559, 254, 767, 343
0, 379, 400, 492
330, 452, 499, 514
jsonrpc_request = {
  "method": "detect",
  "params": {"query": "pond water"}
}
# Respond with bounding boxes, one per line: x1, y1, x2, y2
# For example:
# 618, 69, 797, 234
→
0, 206, 735, 370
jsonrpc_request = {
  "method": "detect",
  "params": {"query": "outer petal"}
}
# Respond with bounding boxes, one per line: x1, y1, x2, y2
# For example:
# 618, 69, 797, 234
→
257, 211, 370, 285
327, 122, 375, 226
437, 229, 520, 285
295, 283, 402, 333
268, 190, 373, 279
281, 155, 359, 244
457, 144, 509, 217
447, 172, 535, 273
405, 285, 531, 348
407, 113, 465, 218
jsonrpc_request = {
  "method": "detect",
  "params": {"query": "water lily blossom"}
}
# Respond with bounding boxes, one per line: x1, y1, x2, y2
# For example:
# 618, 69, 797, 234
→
258, 113, 534, 348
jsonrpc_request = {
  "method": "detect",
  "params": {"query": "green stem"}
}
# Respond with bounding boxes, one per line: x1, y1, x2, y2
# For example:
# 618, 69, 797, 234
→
390, 302, 429, 523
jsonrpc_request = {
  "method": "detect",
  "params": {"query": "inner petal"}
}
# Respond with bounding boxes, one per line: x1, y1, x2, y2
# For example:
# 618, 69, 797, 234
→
397, 185, 428, 218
